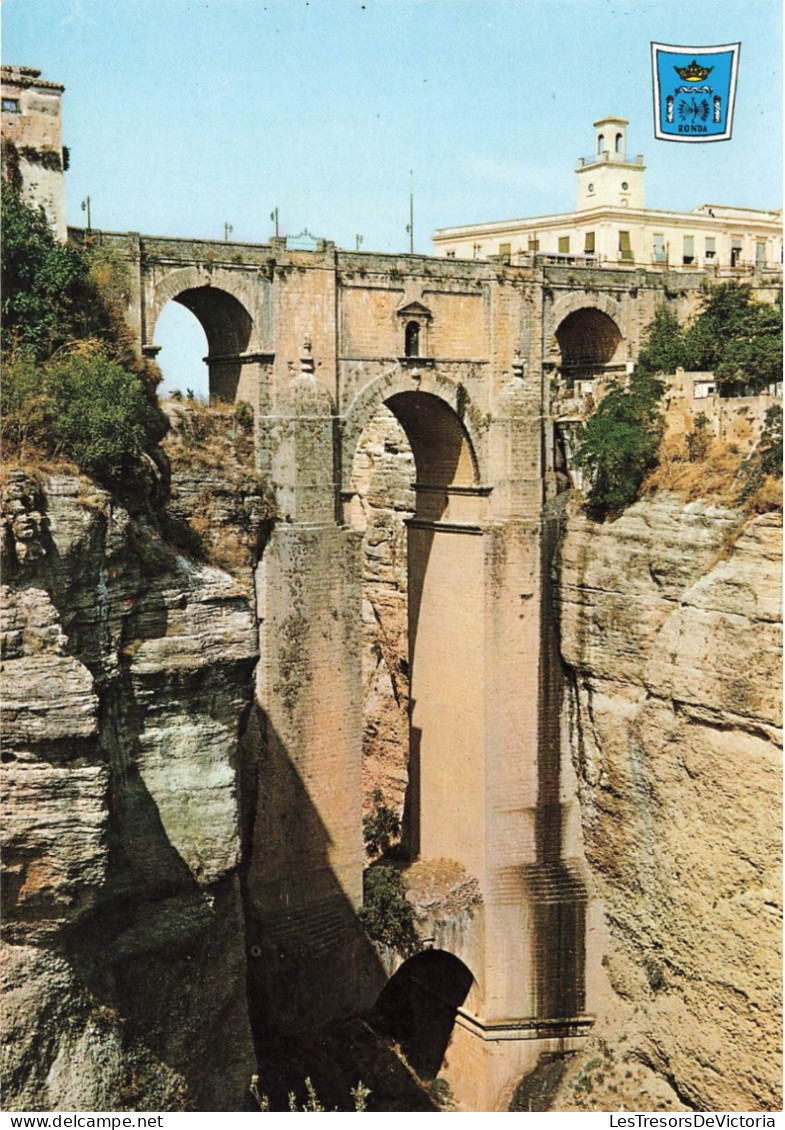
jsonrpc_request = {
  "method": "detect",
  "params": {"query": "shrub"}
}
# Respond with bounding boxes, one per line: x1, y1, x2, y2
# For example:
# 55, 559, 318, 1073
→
250, 1075, 370, 1112
2, 347, 163, 488
363, 789, 401, 859
686, 412, 711, 462
737, 404, 783, 508
358, 865, 419, 957
1, 184, 167, 487
574, 372, 664, 514
234, 400, 255, 434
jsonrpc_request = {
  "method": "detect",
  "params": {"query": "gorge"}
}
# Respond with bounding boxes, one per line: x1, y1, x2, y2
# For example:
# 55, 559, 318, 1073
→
1, 402, 780, 1111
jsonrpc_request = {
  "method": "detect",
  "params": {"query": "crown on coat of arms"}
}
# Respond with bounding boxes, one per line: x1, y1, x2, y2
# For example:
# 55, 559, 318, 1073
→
673, 59, 714, 81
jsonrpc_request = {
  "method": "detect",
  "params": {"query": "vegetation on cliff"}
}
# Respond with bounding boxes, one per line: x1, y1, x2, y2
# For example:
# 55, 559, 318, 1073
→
636, 282, 783, 393
576, 285, 782, 515
1, 183, 166, 489
574, 370, 665, 514
359, 866, 419, 957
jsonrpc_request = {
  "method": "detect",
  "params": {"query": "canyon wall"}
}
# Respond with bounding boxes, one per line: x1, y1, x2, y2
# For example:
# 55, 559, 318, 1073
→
552, 496, 782, 1112
1, 461, 264, 1112
2, 423, 780, 1112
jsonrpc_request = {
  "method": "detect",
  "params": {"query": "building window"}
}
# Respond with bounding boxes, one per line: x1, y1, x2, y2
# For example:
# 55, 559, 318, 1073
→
653, 233, 666, 263
528, 237, 540, 253
731, 238, 742, 267
558, 236, 570, 254
616, 133, 624, 153
587, 182, 594, 194
621, 181, 629, 191
498, 242, 511, 260
405, 321, 420, 358
597, 134, 605, 154
756, 241, 767, 268
584, 232, 595, 256
2, 97, 20, 113
618, 230, 633, 261
704, 237, 716, 261
682, 235, 695, 265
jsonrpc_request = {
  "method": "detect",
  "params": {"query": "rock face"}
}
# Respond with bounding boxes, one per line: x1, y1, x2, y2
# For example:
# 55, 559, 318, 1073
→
350, 407, 414, 828
1, 470, 259, 1111
556, 495, 782, 1112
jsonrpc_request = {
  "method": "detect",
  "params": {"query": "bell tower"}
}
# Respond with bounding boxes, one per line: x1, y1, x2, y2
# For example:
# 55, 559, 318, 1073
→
576, 115, 645, 211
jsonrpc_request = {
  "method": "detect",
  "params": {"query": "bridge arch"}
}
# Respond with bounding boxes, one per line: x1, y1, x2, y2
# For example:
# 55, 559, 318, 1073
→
546, 291, 625, 381
148, 266, 262, 402
341, 369, 486, 494
373, 949, 476, 1080
347, 378, 490, 870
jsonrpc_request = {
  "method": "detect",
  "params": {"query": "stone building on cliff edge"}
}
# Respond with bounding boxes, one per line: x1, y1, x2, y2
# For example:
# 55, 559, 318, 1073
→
433, 115, 782, 273
1, 65, 67, 241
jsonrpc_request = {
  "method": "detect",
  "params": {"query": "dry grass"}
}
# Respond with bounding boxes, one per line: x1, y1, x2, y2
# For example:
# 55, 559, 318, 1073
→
161, 398, 255, 470
744, 474, 783, 514
642, 434, 745, 505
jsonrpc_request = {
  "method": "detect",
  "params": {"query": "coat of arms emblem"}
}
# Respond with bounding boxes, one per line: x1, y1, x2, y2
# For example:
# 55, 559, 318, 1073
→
651, 42, 740, 142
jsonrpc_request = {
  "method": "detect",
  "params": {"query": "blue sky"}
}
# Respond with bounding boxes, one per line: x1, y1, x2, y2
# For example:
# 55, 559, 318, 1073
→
4, 0, 781, 395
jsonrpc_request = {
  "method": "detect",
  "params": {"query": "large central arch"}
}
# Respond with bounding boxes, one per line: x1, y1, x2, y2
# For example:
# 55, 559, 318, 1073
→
347, 381, 489, 870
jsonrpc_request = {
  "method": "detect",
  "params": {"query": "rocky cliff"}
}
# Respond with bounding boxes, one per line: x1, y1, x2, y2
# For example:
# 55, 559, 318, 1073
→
552, 495, 782, 1112
1, 462, 263, 1111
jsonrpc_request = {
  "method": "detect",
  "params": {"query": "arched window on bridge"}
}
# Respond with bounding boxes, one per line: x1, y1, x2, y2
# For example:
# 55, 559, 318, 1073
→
397, 301, 432, 360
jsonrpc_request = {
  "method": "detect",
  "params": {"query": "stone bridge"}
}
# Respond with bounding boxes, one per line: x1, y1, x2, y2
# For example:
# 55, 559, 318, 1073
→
77, 228, 743, 1108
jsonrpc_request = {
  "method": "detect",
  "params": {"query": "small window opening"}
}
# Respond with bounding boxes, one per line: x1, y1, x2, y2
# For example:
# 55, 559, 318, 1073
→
405, 321, 420, 358
615, 132, 623, 153
597, 133, 605, 154
2, 98, 20, 113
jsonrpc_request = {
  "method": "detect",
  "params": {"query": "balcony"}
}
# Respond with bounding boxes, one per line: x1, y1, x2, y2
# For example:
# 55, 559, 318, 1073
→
577, 152, 645, 167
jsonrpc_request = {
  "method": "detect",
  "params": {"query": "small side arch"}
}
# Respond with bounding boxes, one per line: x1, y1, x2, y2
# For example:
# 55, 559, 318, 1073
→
147, 265, 263, 402
373, 949, 476, 1080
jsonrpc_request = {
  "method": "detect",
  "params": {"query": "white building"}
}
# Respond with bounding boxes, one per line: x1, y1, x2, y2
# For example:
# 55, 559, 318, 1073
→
433, 116, 782, 273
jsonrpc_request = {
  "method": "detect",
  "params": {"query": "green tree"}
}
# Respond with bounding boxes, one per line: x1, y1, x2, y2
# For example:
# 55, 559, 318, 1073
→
358, 866, 419, 957
1, 184, 167, 488
2, 182, 111, 359
363, 789, 401, 859
574, 372, 664, 514
682, 283, 782, 393
635, 306, 685, 377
